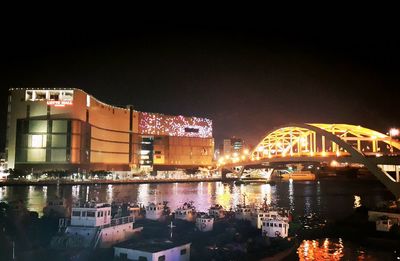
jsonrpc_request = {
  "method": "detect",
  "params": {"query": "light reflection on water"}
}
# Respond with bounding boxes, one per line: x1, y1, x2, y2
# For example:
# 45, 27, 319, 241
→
0, 180, 392, 220
297, 238, 391, 260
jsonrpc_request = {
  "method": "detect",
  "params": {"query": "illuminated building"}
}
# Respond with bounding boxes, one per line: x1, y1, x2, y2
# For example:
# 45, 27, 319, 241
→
222, 137, 244, 154
5, 88, 214, 172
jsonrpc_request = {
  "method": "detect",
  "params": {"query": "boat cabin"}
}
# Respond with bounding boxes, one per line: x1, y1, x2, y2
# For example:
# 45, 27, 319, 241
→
145, 203, 164, 220
196, 214, 214, 232
71, 202, 112, 227
208, 204, 225, 219
376, 219, 394, 232
175, 206, 195, 222
234, 205, 253, 221
262, 218, 289, 238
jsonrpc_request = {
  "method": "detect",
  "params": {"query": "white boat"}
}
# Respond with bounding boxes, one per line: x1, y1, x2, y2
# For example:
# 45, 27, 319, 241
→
196, 212, 214, 232
175, 202, 196, 222
208, 204, 225, 219
262, 218, 290, 238
145, 202, 164, 220
50, 201, 141, 249
43, 197, 69, 218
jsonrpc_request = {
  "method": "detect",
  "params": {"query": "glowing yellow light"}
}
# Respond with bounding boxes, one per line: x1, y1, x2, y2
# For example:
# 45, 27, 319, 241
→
336, 151, 340, 157
330, 160, 339, 167
321, 151, 327, 157
241, 155, 245, 160
389, 128, 399, 137
300, 137, 308, 147
257, 146, 264, 152
225, 154, 230, 159
243, 149, 249, 155
233, 152, 238, 157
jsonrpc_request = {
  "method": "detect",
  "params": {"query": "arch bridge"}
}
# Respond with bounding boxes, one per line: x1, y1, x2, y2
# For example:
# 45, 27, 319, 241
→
220, 123, 400, 199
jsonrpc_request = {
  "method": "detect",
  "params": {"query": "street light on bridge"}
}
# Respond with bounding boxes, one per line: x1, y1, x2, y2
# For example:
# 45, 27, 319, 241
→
389, 128, 399, 138
388, 128, 399, 154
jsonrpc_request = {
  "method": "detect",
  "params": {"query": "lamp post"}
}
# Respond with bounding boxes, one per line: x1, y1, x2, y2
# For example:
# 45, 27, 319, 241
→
389, 128, 399, 154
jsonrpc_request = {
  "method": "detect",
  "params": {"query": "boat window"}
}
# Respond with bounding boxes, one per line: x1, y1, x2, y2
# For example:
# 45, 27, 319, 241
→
82, 211, 86, 217
72, 211, 81, 217
158, 255, 165, 261
97, 212, 101, 217
279, 224, 282, 227
181, 249, 187, 255
87, 211, 95, 217
138, 256, 148, 261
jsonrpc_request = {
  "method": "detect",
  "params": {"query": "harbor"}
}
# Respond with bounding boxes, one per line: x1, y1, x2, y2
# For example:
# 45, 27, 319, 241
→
1, 179, 398, 259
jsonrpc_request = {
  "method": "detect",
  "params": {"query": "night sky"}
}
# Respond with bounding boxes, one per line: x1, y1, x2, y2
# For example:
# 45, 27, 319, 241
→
1, 18, 399, 150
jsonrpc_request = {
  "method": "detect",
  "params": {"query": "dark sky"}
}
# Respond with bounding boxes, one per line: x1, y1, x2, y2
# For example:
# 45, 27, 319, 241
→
1, 17, 399, 149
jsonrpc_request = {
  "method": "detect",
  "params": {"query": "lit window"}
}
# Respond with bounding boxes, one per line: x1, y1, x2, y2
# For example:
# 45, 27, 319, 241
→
31, 135, 43, 148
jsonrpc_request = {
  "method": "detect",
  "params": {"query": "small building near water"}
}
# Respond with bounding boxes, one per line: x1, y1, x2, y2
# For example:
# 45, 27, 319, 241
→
114, 239, 191, 261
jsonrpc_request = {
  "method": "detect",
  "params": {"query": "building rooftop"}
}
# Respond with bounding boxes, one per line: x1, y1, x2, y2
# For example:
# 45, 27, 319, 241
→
115, 238, 191, 253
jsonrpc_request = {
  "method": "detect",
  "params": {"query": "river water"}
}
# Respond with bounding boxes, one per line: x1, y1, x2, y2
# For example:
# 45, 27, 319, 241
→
0, 179, 396, 259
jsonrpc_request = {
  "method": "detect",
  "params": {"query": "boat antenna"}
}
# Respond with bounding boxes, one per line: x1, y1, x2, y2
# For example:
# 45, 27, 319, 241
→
168, 221, 176, 239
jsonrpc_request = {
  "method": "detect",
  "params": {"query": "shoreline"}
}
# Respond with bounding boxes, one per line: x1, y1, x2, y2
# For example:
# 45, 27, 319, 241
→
0, 177, 239, 186
0, 176, 382, 187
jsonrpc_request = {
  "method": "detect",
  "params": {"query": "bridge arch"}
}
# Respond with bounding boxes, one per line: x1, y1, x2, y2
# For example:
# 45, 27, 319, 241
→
251, 123, 400, 199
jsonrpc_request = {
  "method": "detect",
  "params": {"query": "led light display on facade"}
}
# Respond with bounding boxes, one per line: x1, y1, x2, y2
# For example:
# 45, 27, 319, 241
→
139, 112, 212, 138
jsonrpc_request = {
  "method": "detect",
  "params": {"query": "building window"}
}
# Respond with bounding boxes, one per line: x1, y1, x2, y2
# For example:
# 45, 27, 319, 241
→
181, 249, 187, 255
184, 127, 199, 133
